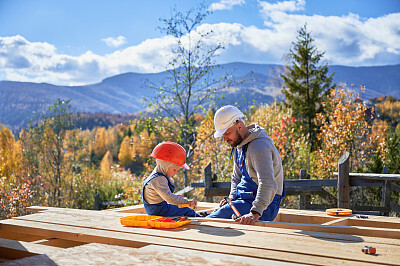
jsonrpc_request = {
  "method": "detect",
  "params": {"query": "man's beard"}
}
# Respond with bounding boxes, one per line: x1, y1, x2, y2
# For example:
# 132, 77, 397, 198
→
229, 130, 243, 147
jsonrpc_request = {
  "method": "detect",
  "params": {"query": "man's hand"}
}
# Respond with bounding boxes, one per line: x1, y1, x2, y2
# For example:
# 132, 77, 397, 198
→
188, 199, 197, 208
219, 198, 228, 207
234, 212, 260, 225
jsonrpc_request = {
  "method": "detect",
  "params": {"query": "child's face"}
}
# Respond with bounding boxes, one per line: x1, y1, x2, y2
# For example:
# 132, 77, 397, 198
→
166, 165, 181, 178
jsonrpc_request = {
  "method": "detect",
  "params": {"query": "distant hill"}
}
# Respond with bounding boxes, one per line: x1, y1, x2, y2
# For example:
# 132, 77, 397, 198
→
1, 62, 399, 132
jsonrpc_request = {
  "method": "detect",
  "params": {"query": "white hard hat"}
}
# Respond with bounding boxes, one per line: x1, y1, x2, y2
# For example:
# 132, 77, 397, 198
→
214, 105, 244, 138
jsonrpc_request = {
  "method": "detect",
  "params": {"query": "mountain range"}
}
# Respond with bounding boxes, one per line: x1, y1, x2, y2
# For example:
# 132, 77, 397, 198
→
1, 62, 399, 132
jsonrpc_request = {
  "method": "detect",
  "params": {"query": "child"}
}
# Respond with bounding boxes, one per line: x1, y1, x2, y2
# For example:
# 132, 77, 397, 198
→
142, 142, 198, 217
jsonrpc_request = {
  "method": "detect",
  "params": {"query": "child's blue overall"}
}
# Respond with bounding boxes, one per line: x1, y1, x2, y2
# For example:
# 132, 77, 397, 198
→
207, 144, 284, 221
142, 172, 197, 217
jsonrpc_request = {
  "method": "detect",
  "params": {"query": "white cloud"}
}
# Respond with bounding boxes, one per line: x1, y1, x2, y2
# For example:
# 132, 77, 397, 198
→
259, 0, 305, 14
209, 0, 245, 11
205, 1, 400, 66
101, 35, 127, 48
0, 35, 175, 85
1, 0, 399, 86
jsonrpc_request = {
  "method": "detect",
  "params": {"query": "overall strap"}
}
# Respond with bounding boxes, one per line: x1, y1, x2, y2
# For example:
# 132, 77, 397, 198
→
235, 144, 248, 168
143, 172, 175, 193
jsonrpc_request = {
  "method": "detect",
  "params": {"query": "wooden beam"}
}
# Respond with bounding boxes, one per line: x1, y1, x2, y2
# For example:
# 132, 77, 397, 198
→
1, 219, 376, 265
204, 162, 213, 202
322, 217, 350, 226
333, 172, 400, 181
3, 208, 400, 264
0, 238, 61, 256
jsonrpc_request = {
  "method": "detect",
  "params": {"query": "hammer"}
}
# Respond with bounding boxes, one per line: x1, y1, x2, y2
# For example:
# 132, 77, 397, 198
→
224, 197, 242, 219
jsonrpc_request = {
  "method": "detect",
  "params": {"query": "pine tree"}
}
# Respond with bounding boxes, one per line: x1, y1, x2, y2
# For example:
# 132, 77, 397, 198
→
281, 24, 335, 151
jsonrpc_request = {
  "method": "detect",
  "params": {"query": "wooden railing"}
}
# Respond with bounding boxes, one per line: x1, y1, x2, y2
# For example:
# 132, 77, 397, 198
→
189, 152, 400, 215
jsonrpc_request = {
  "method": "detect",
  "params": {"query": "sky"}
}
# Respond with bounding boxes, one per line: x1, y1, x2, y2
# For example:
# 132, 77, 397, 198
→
0, 0, 399, 86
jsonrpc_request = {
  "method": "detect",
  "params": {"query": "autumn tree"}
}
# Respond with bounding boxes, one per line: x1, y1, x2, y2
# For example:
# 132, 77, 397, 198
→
364, 119, 390, 173
385, 128, 400, 174
313, 87, 370, 179
0, 124, 22, 178
249, 103, 310, 178
281, 24, 335, 151
26, 99, 75, 206
192, 109, 233, 182
100, 150, 114, 177
147, 4, 230, 188
118, 136, 132, 168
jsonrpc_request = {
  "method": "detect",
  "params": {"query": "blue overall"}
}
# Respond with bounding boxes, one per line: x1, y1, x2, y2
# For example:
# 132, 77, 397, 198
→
207, 144, 284, 221
142, 172, 197, 217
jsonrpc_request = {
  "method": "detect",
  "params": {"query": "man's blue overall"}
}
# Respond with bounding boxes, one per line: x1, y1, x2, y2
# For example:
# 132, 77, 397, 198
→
142, 172, 197, 217
207, 144, 284, 221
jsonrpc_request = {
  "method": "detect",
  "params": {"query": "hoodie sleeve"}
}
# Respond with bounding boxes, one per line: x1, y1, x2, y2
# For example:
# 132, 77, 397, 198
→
146, 176, 188, 205
229, 156, 242, 200
247, 138, 278, 215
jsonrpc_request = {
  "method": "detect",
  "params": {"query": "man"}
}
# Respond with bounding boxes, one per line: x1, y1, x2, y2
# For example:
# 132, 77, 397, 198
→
207, 105, 284, 225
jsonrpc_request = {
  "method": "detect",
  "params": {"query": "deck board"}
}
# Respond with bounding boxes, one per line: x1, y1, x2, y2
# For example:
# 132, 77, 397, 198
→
1, 204, 400, 265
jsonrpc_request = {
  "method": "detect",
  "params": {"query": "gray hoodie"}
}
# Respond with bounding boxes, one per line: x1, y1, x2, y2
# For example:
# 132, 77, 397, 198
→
230, 124, 283, 215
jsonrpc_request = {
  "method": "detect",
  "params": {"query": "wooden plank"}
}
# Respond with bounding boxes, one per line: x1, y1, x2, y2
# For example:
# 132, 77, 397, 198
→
0, 219, 372, 266
0, 230, 45, 242
392, 182, 400, 193
30, 238, 84, 248
285, 179, 338, 187
138, 244, 300, 266
105, 202, 219, 213
321, 217, 350, 226
350, 179, 383, 187
107, 205, 400, 231
0, 237, 62, 255
193, 179, 339, 188
3, 209, 400, 265
26, 206, 51, 214
26, 242, 300, 266
333, 172, 400, 181
189, 219, 400, 246
0, 246, 37, 260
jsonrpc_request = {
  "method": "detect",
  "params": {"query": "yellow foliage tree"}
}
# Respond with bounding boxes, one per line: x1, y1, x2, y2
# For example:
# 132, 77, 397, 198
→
118, 136, 132, 167
313, 87, 370, 179
93, 127, 107, 157
100, 150, 114, 177
367, 119, 390, 161
0, 125, 22, 178
105, 127, 119, 159
250, 103, 310, 178
192, 109, 233, 184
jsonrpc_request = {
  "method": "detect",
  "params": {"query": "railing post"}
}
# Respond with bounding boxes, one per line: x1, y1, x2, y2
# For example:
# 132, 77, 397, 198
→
94, 192, 100, 210
382, 165, 391, 215
204, 162, 213, 202
338, 152, 350, 209
299, 169, 310, 210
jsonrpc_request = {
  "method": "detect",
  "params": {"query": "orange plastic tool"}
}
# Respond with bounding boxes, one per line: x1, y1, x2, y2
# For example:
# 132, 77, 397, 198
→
326, 208, 352, 216
120, 215, 191, 229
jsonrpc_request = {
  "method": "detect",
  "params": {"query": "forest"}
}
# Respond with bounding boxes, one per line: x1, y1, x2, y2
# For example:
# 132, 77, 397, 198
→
1, 92, 399, 219
1, 6, 400, 219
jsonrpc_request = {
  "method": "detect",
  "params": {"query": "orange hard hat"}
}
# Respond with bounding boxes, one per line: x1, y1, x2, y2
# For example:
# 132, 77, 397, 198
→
151, 142, 189, 170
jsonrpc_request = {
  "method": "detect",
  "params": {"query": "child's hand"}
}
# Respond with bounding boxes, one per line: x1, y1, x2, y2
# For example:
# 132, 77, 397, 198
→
188, 200, 197, 208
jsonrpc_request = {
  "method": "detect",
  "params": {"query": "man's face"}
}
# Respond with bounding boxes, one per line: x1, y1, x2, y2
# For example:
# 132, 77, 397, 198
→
222, 123, 243, 148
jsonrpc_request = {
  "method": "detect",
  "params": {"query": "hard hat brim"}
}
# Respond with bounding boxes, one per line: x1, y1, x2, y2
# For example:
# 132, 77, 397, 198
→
214, 128, 227, 138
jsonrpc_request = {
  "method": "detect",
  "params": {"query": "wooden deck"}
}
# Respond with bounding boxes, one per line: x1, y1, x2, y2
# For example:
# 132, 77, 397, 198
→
1, 203, 400, 265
